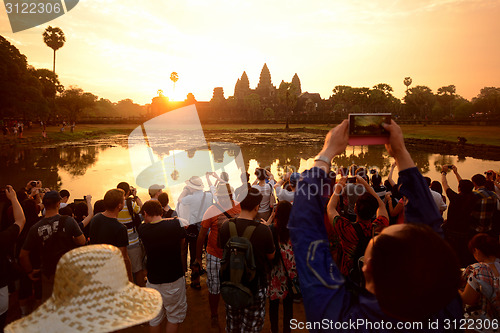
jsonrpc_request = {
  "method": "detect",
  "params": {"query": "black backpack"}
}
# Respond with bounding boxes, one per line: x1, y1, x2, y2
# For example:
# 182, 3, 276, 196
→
349, 222, 371, 286
125, 197, 142, 229
220, 219, 258, 308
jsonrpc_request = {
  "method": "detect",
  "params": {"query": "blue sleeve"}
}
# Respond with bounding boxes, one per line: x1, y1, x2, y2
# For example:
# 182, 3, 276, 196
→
397, 167, 443, 236
288, 167, 348, 325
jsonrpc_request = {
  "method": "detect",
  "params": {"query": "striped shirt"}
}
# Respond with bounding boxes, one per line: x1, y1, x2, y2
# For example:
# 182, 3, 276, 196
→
117, 199, 141, 247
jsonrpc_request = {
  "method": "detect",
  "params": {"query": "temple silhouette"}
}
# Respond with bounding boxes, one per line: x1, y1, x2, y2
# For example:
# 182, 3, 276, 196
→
148, 64, 328, 122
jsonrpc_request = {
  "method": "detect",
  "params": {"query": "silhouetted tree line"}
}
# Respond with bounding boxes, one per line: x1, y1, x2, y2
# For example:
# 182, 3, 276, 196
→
1, 36, 146, 123
1, 36, 499, 123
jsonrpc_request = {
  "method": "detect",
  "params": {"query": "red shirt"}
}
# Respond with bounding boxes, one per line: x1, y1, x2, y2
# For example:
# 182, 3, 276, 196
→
201, 204, 241, 258
332, 215, 389, 276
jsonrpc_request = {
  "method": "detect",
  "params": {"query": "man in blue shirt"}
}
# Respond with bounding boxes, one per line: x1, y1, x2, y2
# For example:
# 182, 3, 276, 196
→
289, 120, 463, 332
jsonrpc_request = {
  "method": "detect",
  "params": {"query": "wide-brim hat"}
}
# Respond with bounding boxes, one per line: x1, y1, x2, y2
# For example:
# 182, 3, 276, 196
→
215, 183, 235, 198
185, 176, 204, 191
5, 245, 162, 333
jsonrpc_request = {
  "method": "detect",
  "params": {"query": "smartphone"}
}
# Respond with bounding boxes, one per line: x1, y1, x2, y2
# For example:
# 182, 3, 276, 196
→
73, 198, 86, 204
347, 177, 357, 184
348, 113, 391, 146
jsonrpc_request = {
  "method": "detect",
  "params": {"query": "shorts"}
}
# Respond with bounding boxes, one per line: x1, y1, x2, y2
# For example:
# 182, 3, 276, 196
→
225, 287, 266, 333
147, 276, 187, 326
206, 254, 221, 294
128, 245, 145, 273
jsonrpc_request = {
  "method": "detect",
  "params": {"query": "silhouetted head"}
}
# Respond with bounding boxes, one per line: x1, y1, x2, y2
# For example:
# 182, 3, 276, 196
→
468, 233, 500, 258
255, 168, 267, 181
424, 177, 432, 187
240, 188, 262, 212
371, 174, 382, 187
117, 182, 130, 196
458, 179, 474, 194
93, 199, 106, 215
104, 189, 125, 211
430, 181, 443, 195
471, 174, 486, 188
364, 224, 460, 321
355, 193, 378, 221
158, 192, 169, 208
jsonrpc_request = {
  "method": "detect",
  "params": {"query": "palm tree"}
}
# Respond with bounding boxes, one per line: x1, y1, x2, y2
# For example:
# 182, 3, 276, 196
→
170, 72, 179, 96
404, 77, 412, 94
43, 26, 65, 74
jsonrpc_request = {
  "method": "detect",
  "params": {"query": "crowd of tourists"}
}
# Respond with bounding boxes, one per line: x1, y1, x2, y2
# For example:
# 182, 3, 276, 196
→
1, 119, 499, 333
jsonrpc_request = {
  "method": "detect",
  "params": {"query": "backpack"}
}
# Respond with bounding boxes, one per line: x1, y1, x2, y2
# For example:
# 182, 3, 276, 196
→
349, 222, 371, 286
125, 197, 142, 229
220, 219, 258, 309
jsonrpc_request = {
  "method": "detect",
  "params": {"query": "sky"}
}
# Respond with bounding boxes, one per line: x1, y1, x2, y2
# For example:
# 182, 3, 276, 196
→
1, 0, 500, 105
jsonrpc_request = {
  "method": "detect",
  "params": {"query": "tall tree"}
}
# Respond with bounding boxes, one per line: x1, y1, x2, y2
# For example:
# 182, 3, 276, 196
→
43, 26, 65, 74
170, 72, 179, 96
404, 77, 412, 94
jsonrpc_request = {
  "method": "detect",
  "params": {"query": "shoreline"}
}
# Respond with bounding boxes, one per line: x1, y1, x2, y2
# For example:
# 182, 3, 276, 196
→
1, 126, 499, 161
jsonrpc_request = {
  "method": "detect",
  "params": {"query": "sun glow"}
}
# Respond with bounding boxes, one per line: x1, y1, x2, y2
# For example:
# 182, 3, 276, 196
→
1, 0, 499, 104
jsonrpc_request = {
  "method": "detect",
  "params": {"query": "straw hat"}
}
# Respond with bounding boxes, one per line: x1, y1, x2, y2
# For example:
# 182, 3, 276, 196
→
5, 245, 162, 333
215, 183, 235, 198
185, 176, 204, 191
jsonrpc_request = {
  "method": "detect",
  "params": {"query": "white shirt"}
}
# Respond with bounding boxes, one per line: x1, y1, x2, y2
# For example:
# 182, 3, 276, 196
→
430, 189, 447, 212
275, 186, 295, 203
179, 190, 213, 224
252, 180, 276, 213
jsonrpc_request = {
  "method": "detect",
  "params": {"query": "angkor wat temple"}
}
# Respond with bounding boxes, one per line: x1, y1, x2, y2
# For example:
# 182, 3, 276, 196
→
149, 64, 328, 122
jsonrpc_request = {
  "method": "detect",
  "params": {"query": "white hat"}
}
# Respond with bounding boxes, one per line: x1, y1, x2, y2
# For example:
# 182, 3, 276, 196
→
215, 183, 235, 198
5, 245, 162, 333
185, 176, 204, 191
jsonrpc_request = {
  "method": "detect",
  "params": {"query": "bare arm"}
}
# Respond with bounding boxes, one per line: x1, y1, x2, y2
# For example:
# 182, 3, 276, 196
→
356, 176, 389, 219
387, 162, 397, 187
382, 121, 416, 172
441, 170, 450, 193
196, 226, 209, 264
119, 247, 133, 282
73, 234, 86, 246
459, 283, 480, 306
327, 177, 346, 223
314, 120, 349, 174
390, 201, 404, 217
263, 207, 276, 225
19, 249, 40, 281
6, 185, 26, 233
80, 195, 94, 228
205, 172, 214, 187
452, 165, 462, 182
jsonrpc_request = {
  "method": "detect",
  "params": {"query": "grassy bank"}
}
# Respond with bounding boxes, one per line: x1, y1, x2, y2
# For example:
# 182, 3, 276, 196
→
1, 123, 499, 147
